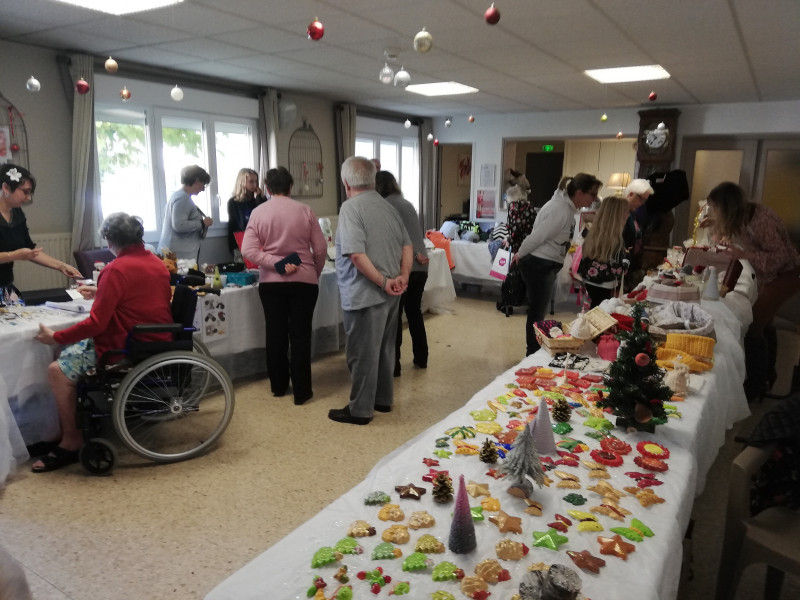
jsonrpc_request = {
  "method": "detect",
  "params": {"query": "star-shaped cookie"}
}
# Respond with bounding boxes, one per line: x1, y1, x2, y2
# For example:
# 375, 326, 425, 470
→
531, 528, 569, 551
597, 534, 636, 560
488, 510, 523, 534
395, 483, 426, 500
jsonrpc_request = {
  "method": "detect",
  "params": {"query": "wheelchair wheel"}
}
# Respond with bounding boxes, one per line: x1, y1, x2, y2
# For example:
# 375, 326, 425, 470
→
191, 336, 212, 394
80, 438, 117, 475
112, 351, 235, 463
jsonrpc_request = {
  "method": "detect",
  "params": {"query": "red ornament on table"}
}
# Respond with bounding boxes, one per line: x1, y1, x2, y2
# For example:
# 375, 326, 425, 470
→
648, 91, 658, 101
600, 437, 632, 455
307, 18, 325, 40
484, 3, 501, 24
635, 352, 651, 367
75, 78, 90, 95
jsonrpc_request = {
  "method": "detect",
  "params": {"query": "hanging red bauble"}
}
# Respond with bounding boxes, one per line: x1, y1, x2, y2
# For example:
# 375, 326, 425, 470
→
307, 18, 325, 40
648, 91, 657, 101
484, 3, 501, 25
10, 143, 19, 153
75, 78, 90, 95
635, 353, 651, 367
433, 138, 439, 146
120, 86, 131, 101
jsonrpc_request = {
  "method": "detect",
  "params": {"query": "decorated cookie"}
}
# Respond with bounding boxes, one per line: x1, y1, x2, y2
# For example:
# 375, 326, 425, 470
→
408, 510, 436, 529
432, 561, 464, 582
395, 483, 427, 500
311, 547, 343, 568
364, 491, 391, 505
401, 551, 432, 572
334, 537, 363, 555
378, 504, 405, 522
346, 520, 376, 537
460, 575, 488, 597
382, 525, 410, 544
480, 496, 501, 511
414, 534, 445, 553
495, 538, 529, 560
474, 559, 510, 583
488, 510, 523, 534
532, 528, 569, 551
371, 542, 402, 560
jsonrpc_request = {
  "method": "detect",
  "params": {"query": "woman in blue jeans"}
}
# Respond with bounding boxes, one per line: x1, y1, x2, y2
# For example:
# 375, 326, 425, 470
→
513, 173, 601, 355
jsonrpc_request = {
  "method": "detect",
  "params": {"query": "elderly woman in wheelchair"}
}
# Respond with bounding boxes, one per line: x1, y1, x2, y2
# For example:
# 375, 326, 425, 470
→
33, 213, 174, 473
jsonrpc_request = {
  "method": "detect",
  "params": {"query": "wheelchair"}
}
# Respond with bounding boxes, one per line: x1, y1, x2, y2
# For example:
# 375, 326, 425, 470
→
75, 286, 235, 475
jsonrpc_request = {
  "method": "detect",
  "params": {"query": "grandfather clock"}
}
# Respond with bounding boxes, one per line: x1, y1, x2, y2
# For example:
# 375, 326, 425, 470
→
636, 108, 680, 178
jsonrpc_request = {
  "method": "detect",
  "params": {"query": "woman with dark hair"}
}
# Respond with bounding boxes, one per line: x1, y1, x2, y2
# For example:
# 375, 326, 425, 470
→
157, 164, 213, 262
375, 171, 429, 375
704, 181, 800, 400
241, 167, 327, 405
33, 212, 173, 472
227, 167, 267, 254
514, 173, 602, 355
0, 164, 81, 290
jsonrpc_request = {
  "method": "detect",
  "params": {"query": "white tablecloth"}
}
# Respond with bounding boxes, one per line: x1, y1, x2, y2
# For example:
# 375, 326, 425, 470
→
205, 307, 749, 600
449, 240, 499, 286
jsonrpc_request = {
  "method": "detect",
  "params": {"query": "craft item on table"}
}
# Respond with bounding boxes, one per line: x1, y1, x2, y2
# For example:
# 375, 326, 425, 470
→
473, 559, 511, 584
334, 537, 363, 555
563, 493, 587, 505
431, 592, 456, 600
475, 421, 503, 435
480, 496, 501, 511
445, 425, 477, 439
527, 398, 558, 455
569, 312, 593, 341
625, 488, 666, 507
599, 437, 632, 455
532, 528, 569, 551
551, 397, 572, 423
433, 449, 453, 459
589, 448, 623, 468
388, 581, 410, 595
547, 520, 568, 533
470, 408, 497, 421
576, 518, 603, 533
382, 525, 410, 544
378, 504, 405, 521
414, 534, 446, 553
518, 563, 584, 600
402, 551, 432, 572
582, 463, 610, 480
552, 422, 573, 435
488, 510, 523, 534
496, 538, 530, 560
466, 480, 491, 498
423, 457, 440, 467
356, 566, 392, 594
591, 502, 631, 521
407, 511, 435, 530
333, 566, 349, 583
460, 575, 489, 599
395, 483, 426, 500
633, 455, 669, 472
307, 576, 328, 597
455, 441, 480, 455
583, 416, 614, 431
432, 561, 465, 582
347, 520, 376, 537
548, 353, 591, 370
479, 439, 500, 463
610, 518, 654, 542
432, 472, 455, 503
422, 468, 450, 483
311, 547, 343, 568
663, 359, 691, 395
637, 441, 670, 460
556, 438, 590, 453
470, 506, 485, 521
566, 550, 606, 574
435, 437, 450, 448
587, 481, 627, 502
597, 534, 636, 560
497, 421, 548, 499
597, 303, 671, 433
449, 475, 478, 554
486, 467, 507, 480
364, 491, 391, 505
494, 430, 519, 446
372, 542, 403, 560
521, 498, 542, 516
648, 280, 701, 303
553, 470, 581, 489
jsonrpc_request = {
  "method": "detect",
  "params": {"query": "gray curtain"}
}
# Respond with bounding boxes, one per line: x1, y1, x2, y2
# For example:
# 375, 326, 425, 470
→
258, 89, 279, 175
418, 118, 437, 231
333, 103, 357, 210
67, 54, 101, 251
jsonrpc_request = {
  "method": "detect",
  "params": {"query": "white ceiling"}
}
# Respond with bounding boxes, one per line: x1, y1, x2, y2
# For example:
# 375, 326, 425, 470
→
1, 0, 799, 117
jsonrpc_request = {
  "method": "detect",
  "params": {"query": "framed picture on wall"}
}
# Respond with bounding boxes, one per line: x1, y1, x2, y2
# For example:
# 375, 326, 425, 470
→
457, 153, 471, 186
476, 189, 496, 219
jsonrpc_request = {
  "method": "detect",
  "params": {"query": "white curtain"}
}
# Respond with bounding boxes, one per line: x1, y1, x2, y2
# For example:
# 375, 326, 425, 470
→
418, 118, 437, 231
68, 54, 102, 252
334, 103, 357, 209
258, 89, 279, 176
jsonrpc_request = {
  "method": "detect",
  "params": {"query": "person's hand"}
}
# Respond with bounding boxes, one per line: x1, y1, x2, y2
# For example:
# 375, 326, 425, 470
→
202, 217, 213, 227
385, 276, 406, 296
15, 248, 42, 261
77, 285, 98, 299
511, 252, 520, 265
60, 263, 82, 278
283, 263, 299, 275
415, 252, 429, 265
35, 323, 57, 345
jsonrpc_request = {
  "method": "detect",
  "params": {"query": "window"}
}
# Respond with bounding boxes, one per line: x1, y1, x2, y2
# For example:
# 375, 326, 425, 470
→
355, 125, 420, 211
95, 106, 258, 241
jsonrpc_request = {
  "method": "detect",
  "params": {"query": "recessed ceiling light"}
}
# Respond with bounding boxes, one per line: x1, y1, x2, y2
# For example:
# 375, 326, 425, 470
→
405, 82, 479, 97
584, 65, 670, 84
53, 0, 183, 15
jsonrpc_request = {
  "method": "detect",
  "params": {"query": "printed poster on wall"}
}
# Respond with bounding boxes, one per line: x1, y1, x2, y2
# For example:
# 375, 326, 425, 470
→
476, 189, 496, 219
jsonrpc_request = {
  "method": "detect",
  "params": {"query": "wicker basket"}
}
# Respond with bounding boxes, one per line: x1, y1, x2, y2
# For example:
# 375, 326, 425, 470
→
566, 308, 618, 340
534, 323, 584, 356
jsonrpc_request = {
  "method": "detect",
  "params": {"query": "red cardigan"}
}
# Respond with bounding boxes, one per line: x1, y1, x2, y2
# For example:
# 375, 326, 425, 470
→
54, 244, 173, 359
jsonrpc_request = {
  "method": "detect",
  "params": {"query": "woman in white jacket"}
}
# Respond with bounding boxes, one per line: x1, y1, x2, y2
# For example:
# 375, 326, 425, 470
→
514, 173, 601, 355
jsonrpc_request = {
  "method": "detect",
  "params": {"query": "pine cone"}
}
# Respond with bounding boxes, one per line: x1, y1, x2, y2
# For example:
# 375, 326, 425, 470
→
552, 398, 572, 422
432, 472, 454, 503
479, 439, 499, 464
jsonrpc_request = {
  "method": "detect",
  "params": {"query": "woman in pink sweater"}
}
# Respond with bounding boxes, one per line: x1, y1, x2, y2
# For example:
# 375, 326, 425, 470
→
242, 167, 327, 404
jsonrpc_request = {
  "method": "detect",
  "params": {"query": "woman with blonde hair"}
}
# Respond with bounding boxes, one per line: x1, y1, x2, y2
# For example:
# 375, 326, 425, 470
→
576, 195, 630, 307
227, 168, 267, 254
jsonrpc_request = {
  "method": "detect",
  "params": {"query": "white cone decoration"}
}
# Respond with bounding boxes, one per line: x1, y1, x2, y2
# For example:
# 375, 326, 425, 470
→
702, 266, 720, 300
529, 397, 558, 455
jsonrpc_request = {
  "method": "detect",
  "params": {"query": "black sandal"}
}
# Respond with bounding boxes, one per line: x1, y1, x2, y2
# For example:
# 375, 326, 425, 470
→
31, 446, 80, 473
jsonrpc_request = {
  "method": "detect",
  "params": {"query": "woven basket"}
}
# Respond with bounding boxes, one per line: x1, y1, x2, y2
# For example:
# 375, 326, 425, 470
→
567, 308, 618, 340
534, 323, 584, 356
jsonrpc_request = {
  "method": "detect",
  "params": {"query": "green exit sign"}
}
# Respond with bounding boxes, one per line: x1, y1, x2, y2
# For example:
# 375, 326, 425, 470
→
542, 144, 554, 152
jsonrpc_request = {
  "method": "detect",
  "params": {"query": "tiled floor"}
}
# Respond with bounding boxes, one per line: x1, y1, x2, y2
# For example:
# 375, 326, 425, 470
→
1, 289, 797, 599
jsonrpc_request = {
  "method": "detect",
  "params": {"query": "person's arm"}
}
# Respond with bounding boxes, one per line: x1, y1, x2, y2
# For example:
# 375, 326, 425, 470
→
349, 252, 403, 296
50, 268, 125, 346
516, 210, 555, 258
308, 212, 328, 275
391, 243, 413, 292
171, 196, 204, 233
30, 251, 82, 278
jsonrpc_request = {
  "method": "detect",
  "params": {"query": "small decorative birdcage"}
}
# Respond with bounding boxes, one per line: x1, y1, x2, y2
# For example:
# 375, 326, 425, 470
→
288, 120, 323, 198
0, 91, 30, 170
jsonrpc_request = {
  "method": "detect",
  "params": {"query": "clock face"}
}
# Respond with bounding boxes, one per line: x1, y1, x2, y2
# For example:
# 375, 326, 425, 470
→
644, 126, 669, 152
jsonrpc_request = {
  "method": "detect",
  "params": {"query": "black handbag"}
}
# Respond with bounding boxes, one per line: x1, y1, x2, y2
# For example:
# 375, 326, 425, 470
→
496, 264, 527, 316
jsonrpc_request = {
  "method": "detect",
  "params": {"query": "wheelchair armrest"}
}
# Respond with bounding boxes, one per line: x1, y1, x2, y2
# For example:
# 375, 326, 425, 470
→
131, 323, 186, 335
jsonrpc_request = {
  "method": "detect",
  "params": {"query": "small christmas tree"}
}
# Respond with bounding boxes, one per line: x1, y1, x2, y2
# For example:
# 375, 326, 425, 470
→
596, 302, 670, 433
479, 439, 499, 464
432, 472, 454, 503
497, 420, 546, 498
448, 475, 477, 554
552, 397, 572, 422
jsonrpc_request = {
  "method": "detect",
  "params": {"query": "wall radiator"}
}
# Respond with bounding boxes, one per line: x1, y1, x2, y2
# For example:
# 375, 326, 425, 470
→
13, 233, 74, 291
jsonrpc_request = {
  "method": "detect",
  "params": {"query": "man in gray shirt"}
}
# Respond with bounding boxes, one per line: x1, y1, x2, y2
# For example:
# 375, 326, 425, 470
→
330, 157, 412, 425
